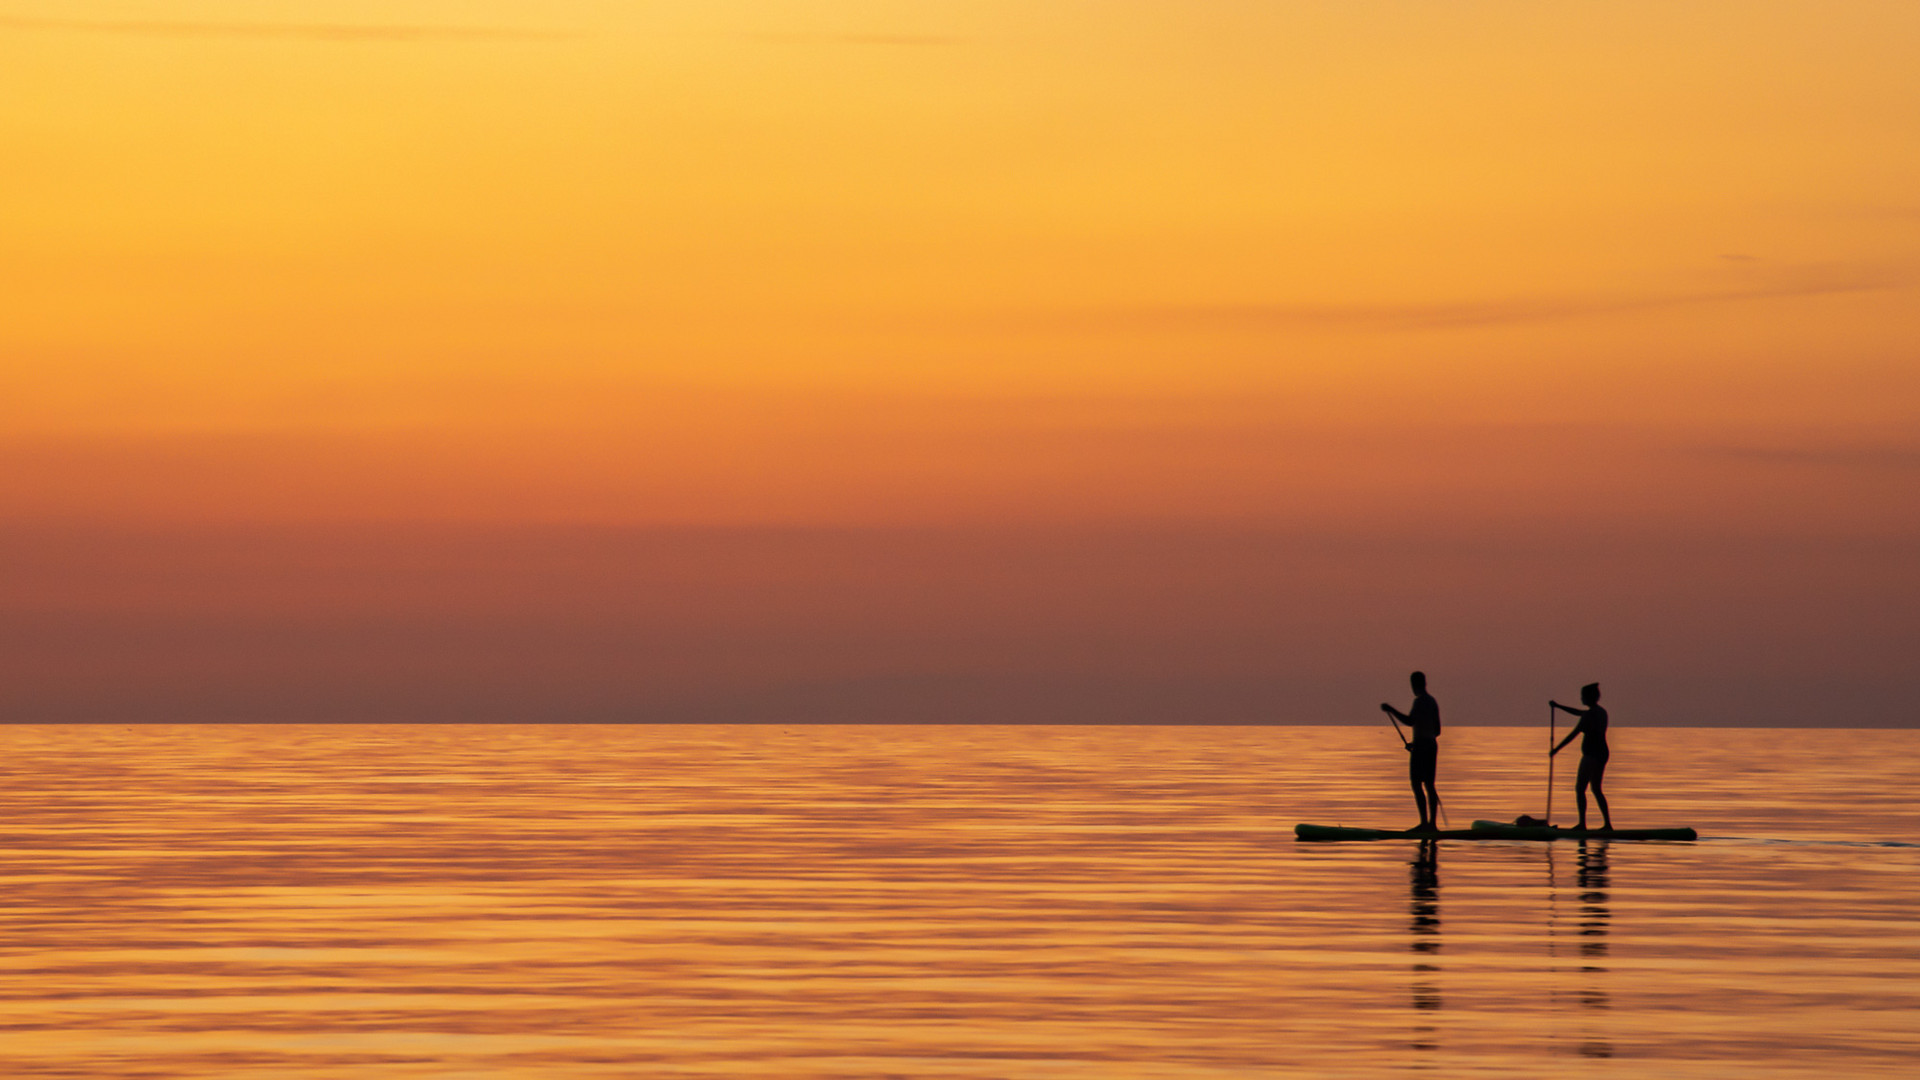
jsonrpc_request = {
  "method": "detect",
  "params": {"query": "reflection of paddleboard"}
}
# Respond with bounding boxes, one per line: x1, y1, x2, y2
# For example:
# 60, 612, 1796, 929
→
1470, 819, 1697, 841
1294, 824, 1482, 841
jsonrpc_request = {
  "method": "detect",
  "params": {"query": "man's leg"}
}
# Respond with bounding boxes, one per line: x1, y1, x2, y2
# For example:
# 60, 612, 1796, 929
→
1412, 780, 1430, 828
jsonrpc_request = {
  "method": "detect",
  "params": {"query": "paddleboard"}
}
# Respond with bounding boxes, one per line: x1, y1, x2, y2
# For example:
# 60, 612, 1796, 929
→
1469, 819, 1697, 841
1294, 824, 1481, 841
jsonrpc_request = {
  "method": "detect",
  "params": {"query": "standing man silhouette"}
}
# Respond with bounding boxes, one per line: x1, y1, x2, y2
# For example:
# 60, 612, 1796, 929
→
1382, 671, 1443, 832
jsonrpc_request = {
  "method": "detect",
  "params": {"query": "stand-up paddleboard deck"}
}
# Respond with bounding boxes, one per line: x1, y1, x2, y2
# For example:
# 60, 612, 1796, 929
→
1295, 824, 1481, 841
1295, 821, 1697, 842
1467, 820, 1697, 841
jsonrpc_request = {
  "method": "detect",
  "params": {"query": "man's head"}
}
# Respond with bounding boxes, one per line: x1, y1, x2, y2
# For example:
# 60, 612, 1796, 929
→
1411, 671, 1427, 693
1581, 682, 1601, 705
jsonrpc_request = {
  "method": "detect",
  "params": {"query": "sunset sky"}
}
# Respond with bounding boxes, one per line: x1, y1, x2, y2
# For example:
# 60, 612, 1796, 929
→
3, 1, 1915, 724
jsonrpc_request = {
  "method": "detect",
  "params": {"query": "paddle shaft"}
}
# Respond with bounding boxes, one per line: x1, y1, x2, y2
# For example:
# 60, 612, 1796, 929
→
1547, 702, 1555, 825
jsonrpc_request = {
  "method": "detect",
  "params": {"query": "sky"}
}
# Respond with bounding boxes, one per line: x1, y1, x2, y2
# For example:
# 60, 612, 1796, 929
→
2, 1, 1916, 724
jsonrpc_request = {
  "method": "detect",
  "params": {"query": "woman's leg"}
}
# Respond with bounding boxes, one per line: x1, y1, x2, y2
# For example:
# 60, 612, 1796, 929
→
1590, 758, 1612, 829
1574, 758, 1594, 828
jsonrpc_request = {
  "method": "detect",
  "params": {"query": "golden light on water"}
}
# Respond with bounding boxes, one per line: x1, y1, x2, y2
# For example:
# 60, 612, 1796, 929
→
0, 724, 1915, 1076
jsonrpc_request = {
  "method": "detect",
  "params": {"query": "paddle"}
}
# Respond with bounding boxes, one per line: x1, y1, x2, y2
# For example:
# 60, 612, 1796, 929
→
1546, 701, 1555, 826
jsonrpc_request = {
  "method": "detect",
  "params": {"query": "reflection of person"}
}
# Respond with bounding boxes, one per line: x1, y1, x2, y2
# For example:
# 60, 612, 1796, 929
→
1382, 671, 1442, 831
1410, 840, 1440, 951
1409, 840, 1441, 1028
1576, 841, 1611, 960
1551, 683, 1613, 831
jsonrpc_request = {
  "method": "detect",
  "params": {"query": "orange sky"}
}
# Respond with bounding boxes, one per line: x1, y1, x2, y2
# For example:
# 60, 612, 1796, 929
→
1, 2, 1916, 723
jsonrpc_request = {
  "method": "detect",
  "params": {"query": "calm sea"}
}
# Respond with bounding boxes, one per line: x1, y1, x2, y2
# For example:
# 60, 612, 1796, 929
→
0, 724, 1913, 1078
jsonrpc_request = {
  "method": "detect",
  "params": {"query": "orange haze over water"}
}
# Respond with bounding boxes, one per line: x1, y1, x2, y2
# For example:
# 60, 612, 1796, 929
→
2, 2, 1916, 723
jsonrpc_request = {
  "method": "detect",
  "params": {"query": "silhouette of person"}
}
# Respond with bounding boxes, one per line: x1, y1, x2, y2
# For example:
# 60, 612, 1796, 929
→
1550, 683, 1613, 831
1382, 671, 1442, 831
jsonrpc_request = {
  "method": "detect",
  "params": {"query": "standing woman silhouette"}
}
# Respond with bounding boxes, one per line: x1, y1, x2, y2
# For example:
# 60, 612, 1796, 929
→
1550, 683, 1613, 831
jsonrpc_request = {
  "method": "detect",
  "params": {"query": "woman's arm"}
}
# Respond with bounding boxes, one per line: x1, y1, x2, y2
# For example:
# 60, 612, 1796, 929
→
1551, 715, 1586, 756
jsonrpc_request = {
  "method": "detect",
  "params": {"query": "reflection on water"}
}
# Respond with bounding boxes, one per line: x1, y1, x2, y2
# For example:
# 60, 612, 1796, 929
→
0, 724, 1914, 1078
1408, 840, 1441, 1052
1578, 840, 1612, 967
1556, 840, 1613, 1058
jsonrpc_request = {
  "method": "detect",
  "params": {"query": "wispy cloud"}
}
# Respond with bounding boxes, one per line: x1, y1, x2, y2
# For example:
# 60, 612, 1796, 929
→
744, 31, 964, 47
1056, 264, 1900, 334
0, 14, 571, 42
1697, 443, 1920, 471
1846, 204, 1920, 222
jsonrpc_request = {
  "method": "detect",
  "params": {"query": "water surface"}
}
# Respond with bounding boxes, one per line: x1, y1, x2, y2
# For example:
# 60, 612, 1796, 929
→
0, 724, 1913, 1077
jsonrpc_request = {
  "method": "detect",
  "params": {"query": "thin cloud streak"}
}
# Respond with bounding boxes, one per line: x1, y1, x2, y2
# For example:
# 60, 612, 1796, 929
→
1696, 443, 1920, 471
0, 15, 572, 42
744, 31, 965, 47
1061, 267, 1900, 334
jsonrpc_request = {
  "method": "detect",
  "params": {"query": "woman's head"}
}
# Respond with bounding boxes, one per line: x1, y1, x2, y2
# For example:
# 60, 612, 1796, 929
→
1581, 682, 1601, 705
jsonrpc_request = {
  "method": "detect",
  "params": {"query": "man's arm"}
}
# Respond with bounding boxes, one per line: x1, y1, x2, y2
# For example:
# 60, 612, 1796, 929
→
1379, 703, 1412, 748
